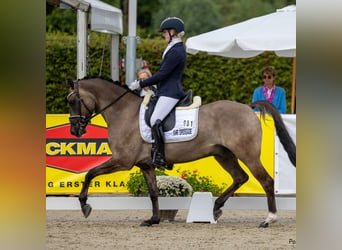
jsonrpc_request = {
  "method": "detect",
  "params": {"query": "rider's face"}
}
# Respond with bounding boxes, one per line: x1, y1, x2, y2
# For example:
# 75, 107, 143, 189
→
162, 29, 175, 42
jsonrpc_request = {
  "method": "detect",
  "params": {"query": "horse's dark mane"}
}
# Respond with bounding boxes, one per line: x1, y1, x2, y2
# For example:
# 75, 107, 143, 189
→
80, 75, 141, 97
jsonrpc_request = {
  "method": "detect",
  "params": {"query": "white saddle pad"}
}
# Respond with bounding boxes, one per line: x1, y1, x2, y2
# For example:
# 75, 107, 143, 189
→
139, 104, 199, 143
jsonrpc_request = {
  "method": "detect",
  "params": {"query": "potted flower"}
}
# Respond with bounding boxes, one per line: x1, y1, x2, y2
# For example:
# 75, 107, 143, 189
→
126, 170, 193, 197
156, 175, 193, 221
126, 170, 193, 221
156, 175, 193, 197
126, 169, 167, 196
178, 169, 226, 197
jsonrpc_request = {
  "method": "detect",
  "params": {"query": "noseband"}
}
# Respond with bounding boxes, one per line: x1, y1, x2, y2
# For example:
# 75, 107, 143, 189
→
68, 79, 129, 126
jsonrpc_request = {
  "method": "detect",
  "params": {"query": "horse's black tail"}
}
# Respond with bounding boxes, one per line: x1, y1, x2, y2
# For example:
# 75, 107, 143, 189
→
250, 101, 296, 167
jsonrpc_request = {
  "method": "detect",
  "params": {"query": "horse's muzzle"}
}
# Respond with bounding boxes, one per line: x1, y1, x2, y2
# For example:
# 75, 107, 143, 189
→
70, 123, 86, 137
69, 116, 88, 137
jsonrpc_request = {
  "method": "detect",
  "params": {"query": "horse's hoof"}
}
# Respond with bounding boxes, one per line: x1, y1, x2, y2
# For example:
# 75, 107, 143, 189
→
213, 209, 222, 221
140, 219, 160, 227
259, 221, 269, 228
140, 221, 153, 227
82, 204, 92, 218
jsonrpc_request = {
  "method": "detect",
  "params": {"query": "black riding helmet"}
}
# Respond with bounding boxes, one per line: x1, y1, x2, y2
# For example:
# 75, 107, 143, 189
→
160, 17, 185, 33
160, 17, 184, 43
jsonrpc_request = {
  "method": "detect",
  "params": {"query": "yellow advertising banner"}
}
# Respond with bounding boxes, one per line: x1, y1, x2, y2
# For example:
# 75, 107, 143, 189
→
46, 114, 274, 195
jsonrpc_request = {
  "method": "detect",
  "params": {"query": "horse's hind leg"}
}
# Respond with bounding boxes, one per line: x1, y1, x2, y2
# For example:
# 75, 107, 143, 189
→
79, 158, 116, 218
244, 159, 277, 228
213, 148, 249, 221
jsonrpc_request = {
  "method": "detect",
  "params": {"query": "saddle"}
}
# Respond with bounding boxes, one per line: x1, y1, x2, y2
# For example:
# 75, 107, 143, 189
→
144, 90, 195, 132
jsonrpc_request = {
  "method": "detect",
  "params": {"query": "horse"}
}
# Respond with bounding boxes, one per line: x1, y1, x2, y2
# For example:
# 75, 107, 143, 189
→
67, 76, 296, 228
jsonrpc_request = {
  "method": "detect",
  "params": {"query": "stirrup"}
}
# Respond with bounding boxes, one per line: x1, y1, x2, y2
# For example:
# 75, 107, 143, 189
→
152, 154, 167, 169
153, 162, 173, 171
152, 153, 173, 170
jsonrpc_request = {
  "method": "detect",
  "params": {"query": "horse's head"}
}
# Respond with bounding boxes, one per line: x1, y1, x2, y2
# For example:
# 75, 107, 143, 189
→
67, 78, 95, 137
67, 77, 134, 137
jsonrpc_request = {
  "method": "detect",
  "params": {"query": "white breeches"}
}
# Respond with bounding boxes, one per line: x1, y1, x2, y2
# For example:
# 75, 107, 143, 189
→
150, 96, 179, 126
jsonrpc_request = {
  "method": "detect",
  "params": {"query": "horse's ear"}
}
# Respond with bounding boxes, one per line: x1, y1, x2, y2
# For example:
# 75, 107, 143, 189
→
68, 78, 75, 89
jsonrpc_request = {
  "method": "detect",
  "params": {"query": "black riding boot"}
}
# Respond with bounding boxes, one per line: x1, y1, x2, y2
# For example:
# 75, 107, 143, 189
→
151, 120, 172, 170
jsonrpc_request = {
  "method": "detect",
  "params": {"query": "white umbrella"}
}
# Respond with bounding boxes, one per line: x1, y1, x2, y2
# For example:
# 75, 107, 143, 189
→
186, 5, 296, 113
186, 5, 296, 58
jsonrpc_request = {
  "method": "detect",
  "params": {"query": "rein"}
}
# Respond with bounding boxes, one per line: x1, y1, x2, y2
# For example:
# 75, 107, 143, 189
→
68, 79, 129, 124
90, 89, 129, 120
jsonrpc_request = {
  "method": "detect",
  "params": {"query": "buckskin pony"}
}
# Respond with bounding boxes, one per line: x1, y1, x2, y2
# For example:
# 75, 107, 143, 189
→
67, 76, 295, 228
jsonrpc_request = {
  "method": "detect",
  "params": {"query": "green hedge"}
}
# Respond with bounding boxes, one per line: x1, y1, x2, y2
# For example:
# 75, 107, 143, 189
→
46, 32, 294, 113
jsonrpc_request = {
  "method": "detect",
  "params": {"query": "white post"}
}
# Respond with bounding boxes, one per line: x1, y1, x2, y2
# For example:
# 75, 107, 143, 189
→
77, 9, 87, 79
186, 192, 217, 224
110, 34, 120, 82
125, 0, 137, 85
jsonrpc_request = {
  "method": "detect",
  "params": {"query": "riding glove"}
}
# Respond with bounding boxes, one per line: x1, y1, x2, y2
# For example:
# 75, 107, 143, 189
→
128, 80, 140, 90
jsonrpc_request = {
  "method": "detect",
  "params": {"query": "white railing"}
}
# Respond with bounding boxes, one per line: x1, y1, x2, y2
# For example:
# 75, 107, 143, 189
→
46, 196, 295, 210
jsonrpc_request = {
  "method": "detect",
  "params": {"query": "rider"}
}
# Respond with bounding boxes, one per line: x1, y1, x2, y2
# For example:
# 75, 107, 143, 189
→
129, 17, 187, 170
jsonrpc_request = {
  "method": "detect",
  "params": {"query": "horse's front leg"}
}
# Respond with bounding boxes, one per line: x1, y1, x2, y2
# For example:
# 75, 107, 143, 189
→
140, 166, 160, 226
79, 158, 116, 218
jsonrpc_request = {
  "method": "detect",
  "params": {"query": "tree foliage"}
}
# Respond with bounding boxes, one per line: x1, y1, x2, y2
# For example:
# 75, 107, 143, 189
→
46, 0, 296, 37
221, 0, 295, 25
46, 7, 76, 34
151, 0, 225, 37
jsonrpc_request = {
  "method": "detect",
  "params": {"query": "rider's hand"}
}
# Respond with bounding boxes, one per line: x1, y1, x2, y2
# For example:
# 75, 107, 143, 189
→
128, 80, 140, 90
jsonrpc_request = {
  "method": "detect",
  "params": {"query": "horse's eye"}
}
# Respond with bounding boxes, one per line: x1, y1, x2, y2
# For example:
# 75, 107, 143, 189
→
66, 92, 76, 105
67, 97, 76, 106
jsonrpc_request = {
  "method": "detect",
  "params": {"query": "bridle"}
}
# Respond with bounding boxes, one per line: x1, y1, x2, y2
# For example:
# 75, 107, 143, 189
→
67, 79, 129, 126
